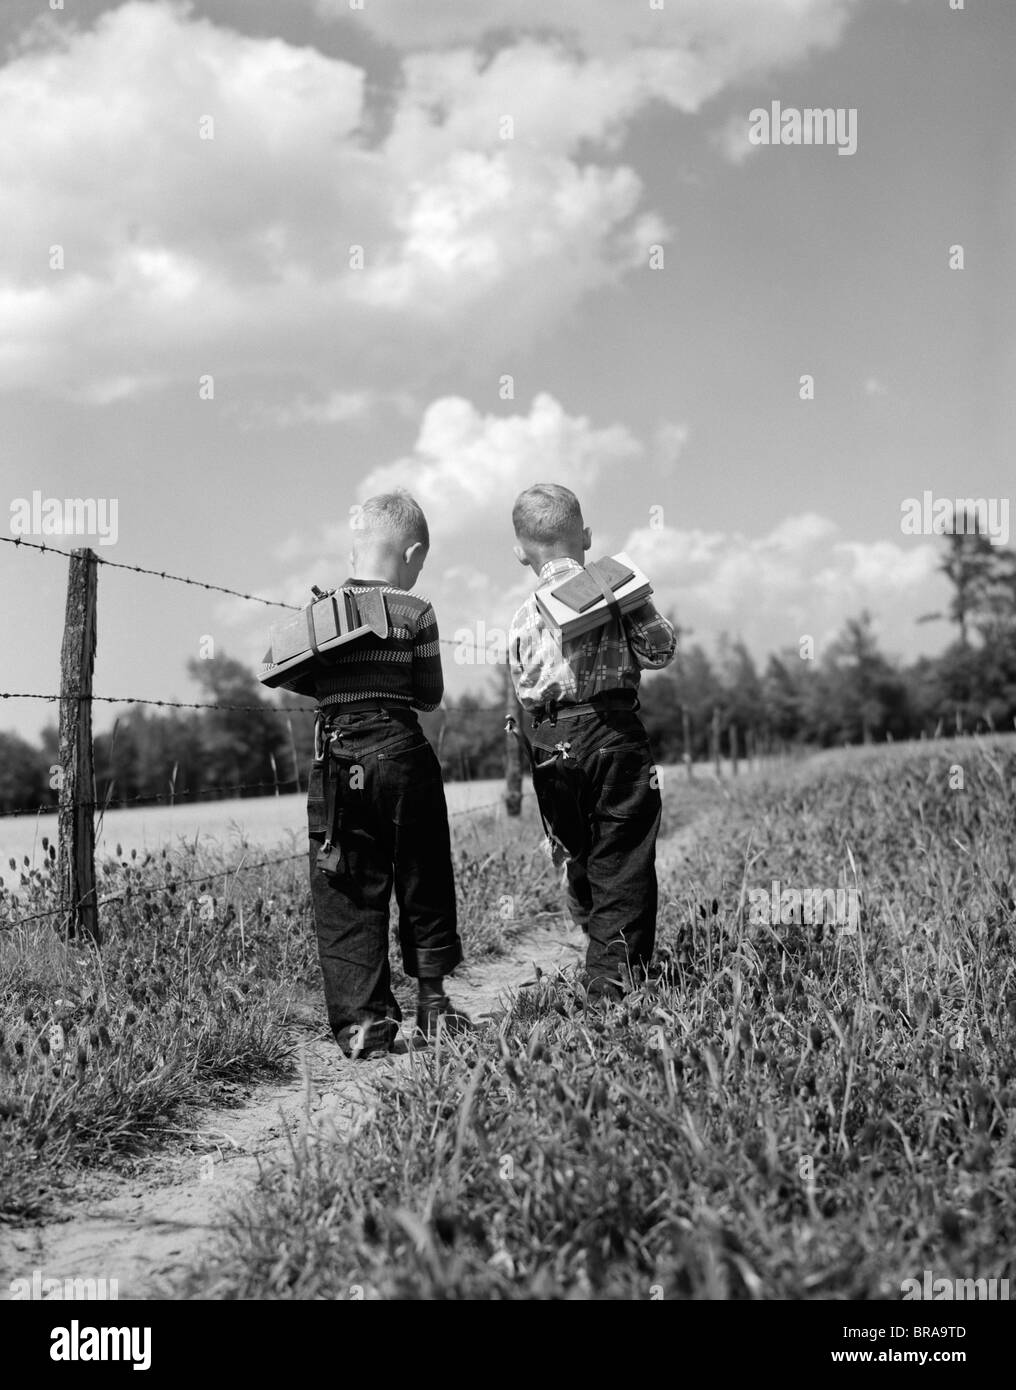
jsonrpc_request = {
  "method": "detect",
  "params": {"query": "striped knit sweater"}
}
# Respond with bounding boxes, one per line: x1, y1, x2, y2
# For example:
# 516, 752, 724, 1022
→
310, 580, 444, 711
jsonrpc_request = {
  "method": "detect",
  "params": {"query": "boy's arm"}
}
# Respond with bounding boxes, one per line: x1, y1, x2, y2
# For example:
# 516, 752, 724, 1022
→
412, 602, 444, 710
509, 599, 570, 711
624, 600, 677, 670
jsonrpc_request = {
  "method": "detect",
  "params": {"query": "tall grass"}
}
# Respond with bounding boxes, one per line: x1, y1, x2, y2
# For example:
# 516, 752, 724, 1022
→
0, 811, 557, 1220
181, 740, 1016, 1299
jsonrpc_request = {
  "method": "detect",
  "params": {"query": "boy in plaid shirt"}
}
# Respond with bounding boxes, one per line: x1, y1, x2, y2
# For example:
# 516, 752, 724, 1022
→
508, 484, 676, 1000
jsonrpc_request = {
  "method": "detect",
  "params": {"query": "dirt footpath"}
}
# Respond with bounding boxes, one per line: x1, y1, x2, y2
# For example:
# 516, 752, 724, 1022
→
0, 924, 584, 1301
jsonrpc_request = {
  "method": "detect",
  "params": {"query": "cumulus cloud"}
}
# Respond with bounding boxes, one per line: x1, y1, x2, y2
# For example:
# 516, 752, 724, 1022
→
0, 4, 661, 402
0, 0, 868, 403
620, 514, 947, 662
358, 392, 643, 536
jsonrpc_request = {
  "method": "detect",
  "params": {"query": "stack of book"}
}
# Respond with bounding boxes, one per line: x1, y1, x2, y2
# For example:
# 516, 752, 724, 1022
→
258, 587, 389, 689
535, 552, 653, 640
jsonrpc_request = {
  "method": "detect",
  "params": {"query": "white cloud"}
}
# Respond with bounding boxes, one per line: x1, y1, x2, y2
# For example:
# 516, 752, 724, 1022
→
620, 515, 947, 662
359, 392, 643, 536
0, 5, 663, 402
0, 0, 869, 403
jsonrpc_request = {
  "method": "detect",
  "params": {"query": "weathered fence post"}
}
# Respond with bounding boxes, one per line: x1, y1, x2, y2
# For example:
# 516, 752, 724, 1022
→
58, 547, 99, 944
682, 708, 693, 780
730, 722, 739, 776
504, 661, 522, 816
711, 706, 722, 778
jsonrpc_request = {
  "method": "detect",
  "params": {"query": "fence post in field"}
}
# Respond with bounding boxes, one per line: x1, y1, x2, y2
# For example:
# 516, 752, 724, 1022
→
504, 661, 522, 816
682, 708, 693, 779
58, 547, 99, 945
711, 706, 721, 778
730, 722, 739, 776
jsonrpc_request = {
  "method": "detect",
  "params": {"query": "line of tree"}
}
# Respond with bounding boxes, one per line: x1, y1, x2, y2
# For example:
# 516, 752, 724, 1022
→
641, 520, 1016, 759
1, 519, 1013, 812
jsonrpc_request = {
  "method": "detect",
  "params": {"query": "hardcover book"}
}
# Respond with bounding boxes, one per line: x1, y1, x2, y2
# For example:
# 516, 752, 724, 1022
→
258, 587, 389, 689
535, 552, 653, 640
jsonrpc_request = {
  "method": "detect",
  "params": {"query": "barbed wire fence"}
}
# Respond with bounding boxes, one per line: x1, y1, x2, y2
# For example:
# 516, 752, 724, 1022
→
0, 538, 522, 938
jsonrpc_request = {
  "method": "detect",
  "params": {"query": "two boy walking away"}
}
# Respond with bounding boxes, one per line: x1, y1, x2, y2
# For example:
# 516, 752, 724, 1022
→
508, 484, 677, 1001
303, 492, 469, 1058
298, 481, 672, 1055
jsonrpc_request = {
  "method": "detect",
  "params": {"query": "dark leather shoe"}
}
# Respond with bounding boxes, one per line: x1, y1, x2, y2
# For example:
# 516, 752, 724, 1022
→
415, 993, 473, 1041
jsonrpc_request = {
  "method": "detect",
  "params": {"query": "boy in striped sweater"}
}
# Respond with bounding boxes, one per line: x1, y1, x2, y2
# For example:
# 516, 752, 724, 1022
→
304, 491, 468, 1058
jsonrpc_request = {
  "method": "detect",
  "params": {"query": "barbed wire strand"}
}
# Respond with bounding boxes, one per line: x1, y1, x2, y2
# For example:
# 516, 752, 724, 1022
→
0, 850, 309, 931
1, 781, 513, 821
0, 777, 302, 819
2, 535, 299, 611
1, 535, 502, 649
0, 801, 512, 929
0, 691, 504, 715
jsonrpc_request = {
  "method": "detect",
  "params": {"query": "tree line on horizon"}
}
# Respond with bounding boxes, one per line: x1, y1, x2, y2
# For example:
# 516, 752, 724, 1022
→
1, 520, 1014, 813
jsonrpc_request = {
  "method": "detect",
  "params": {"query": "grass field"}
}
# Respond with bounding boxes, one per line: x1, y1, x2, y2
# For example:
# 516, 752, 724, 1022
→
0, 777, 512, 872
2, 739, 1014, 1299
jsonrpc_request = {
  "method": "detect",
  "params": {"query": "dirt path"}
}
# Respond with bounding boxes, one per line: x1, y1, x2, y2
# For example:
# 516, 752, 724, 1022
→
0, 803, 718, 1304
0, 924, 584, 1302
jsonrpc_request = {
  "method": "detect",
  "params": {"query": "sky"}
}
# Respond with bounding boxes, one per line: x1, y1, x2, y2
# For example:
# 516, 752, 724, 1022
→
1, 0, 1013, 742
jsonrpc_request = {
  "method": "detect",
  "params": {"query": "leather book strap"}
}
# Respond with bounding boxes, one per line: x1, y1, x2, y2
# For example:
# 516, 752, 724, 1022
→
584, 560, 623, 628
305, 603, 320, 656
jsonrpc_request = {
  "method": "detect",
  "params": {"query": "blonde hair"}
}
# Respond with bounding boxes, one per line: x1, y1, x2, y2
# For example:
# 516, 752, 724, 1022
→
512, 484, 583, 544
354, 490, 429, 549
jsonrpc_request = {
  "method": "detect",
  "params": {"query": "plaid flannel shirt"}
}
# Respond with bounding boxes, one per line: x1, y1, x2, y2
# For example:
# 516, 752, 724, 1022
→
508, 557, 676, 713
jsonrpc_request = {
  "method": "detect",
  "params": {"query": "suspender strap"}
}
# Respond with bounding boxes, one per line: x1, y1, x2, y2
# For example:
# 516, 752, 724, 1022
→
316, 745, 346, 877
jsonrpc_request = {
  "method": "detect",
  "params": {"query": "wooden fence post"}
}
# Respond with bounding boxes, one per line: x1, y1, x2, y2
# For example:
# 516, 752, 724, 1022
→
504, 661, 522, 816
730, 722, 739, 776
711, 706, 722, 779
682, 708, 693, 779
58, 547, 99, 944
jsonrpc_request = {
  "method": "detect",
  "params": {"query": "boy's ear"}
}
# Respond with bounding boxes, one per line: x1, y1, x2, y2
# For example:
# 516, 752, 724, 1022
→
404, 540, 425, 567
512, 543, 529, 566
582, 526, 592, 553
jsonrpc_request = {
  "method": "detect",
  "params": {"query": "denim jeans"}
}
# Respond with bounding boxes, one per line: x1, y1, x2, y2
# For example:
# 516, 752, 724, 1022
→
307, 708, 462, 1048
530, 707, 662, 988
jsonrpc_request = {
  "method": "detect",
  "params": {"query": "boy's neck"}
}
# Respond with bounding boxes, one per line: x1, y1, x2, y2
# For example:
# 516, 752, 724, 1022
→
349, 548, 402, 587
533, 548, 584, 573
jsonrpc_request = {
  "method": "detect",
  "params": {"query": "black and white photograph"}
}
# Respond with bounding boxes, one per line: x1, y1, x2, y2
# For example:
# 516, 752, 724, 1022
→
0, 0, 1013, 1351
